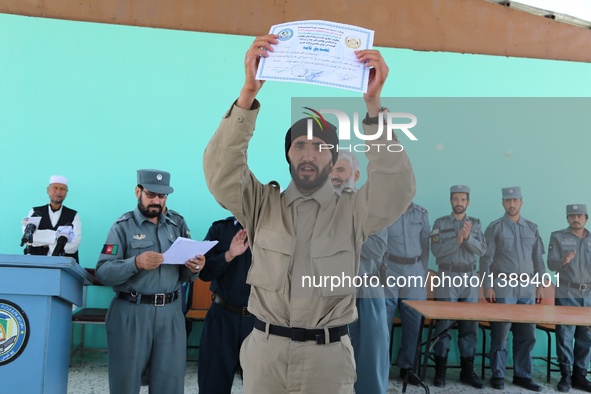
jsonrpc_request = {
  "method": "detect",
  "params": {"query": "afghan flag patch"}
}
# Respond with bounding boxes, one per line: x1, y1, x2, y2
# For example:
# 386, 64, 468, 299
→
101, 244, 119, 255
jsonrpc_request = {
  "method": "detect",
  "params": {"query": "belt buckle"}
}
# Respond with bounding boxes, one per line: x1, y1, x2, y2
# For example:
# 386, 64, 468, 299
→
315, 333, 326, 345
291, 328, 306, 342
242, 306, 252, 317
579, 283, 588, 292
154, 293, 166, 306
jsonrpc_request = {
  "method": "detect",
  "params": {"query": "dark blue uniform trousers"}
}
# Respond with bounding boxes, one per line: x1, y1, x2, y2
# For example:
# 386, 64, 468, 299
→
198, 301, 255, 394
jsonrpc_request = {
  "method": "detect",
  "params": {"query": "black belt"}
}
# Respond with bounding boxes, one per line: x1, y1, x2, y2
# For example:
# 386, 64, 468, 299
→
213, 294, 252, 316
254, 317, 348, 345
118, 290, 179, 306
438, 263, 476, 273
386, 254, 420, 265
560, 279, 591, 292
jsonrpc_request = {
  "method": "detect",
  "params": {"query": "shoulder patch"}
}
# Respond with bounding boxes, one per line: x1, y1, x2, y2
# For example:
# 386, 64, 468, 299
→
101, 244, 119, 255
430, 228, 440, 244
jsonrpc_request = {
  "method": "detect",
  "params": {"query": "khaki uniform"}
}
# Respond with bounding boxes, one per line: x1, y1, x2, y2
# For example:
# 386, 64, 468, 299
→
203, 101, 415, 393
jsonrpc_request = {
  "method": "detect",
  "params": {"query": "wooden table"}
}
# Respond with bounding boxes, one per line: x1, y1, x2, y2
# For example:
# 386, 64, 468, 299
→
402, 300, 591, 393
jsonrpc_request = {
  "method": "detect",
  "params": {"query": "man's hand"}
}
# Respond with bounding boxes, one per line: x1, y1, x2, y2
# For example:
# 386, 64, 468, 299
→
456, 222, 472, 244
237, 34, 279, 110
225, 229, 249, 262
463, 221, 472, 240
356, 49, 389, 116
484, 288, 496, 303
185, 255, 206, 274
562, 250, 576, 266
135, 251, 164, 271
535, 286, 544, 304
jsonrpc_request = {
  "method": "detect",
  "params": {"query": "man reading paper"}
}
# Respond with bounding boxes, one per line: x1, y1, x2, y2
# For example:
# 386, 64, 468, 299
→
96, 169, 204, 394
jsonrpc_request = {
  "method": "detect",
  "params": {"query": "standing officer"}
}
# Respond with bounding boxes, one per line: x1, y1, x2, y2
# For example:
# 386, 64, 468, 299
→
548, 204, 591, 393
330, 151, 390, 394
203, 34, 415, 393
198, 216, 254, 394
480, 186, 545, 392
384, 201, 429, 385
96, 169, 204, 394
430, 185, 485, 389
23, 175, 82, 261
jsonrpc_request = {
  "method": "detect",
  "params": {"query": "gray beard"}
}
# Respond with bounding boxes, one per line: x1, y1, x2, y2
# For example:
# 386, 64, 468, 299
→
333, 177, 356, 195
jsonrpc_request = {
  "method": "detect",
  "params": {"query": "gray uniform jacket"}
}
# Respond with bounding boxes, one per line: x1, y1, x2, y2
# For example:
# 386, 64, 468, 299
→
358, 228, 388, 298
548, 228, 591, 295
360, 229, 388, 277
96, 207, 195, 293
480, 215, 545, 290
386, 203, 430, 271
203, 100, 416, 328
431, 214, 486, 267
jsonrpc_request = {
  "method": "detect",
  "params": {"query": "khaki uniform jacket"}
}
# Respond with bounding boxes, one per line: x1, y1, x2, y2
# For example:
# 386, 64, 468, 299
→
203, 101, 415, 329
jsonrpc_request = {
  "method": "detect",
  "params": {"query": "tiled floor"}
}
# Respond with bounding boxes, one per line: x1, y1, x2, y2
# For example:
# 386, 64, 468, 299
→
68, 352, 577, 393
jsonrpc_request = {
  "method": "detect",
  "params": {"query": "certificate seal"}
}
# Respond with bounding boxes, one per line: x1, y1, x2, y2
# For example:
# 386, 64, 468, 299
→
277, 28, 294, 41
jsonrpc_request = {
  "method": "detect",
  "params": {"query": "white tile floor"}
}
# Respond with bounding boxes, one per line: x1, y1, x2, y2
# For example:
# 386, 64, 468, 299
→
68, 352, 576, 393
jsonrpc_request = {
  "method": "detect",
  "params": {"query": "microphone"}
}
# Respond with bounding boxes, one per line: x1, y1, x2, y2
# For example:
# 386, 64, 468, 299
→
52, 223, 75, 257
20, 212, 42, 247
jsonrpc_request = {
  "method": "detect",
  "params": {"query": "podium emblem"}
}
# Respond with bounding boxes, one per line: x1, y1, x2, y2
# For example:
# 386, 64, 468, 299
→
0, 299, 30, 366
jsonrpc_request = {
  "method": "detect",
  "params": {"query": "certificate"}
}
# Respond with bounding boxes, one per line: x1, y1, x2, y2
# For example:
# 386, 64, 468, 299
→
256, 20, 374, 92
162, 237, 218, 265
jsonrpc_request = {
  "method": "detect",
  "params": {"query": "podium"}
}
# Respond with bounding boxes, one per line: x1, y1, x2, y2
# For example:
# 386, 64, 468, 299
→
0, 254, 92, 394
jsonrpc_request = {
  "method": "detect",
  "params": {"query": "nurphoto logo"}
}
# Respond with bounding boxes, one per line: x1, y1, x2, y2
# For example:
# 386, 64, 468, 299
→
302, 106, 418, 152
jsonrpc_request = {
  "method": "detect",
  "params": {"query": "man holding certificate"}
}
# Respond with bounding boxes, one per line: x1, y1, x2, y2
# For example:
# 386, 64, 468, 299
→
96, 169, 204, 394
203, 32, 415, 393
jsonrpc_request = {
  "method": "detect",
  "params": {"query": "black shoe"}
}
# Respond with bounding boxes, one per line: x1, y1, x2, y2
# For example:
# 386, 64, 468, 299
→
491, 377, 505, 390
558, 364, 572, 392
433, 356, 447, 387
558, 375, 572, 392
460, 369, 485, 389
400, 368, 421, 386
513, 376, 542, 392
572, 366, 591, 392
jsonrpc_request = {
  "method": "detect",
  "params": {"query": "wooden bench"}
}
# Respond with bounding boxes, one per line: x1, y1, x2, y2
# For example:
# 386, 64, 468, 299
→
185, 278, 214, 359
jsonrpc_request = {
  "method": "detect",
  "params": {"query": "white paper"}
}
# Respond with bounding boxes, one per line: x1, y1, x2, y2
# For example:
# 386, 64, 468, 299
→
256, 20, 374, 92
163, 237, 218, 265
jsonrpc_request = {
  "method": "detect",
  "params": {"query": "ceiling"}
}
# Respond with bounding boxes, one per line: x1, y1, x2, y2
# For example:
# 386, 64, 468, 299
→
1, 0, 590, 63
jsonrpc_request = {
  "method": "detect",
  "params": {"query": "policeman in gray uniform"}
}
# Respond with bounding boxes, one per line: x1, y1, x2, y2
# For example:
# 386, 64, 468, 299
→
96, 169, 203, 394
384, 201, 429, 385
480, 186, 545, 392
430, 185, 485, 389
330, 151, 390, 394
548, 204, 591, 393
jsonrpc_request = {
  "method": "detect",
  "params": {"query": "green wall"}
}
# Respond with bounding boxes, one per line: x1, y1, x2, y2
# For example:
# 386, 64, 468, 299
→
2, 14, 591, 354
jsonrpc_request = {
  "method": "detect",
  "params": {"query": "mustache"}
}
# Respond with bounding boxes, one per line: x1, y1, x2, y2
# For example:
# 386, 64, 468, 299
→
297, 162, 319, 172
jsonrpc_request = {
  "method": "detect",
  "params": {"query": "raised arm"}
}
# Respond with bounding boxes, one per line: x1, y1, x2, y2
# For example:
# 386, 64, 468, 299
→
237, 34, 278, 110
355, 50, 416, 237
